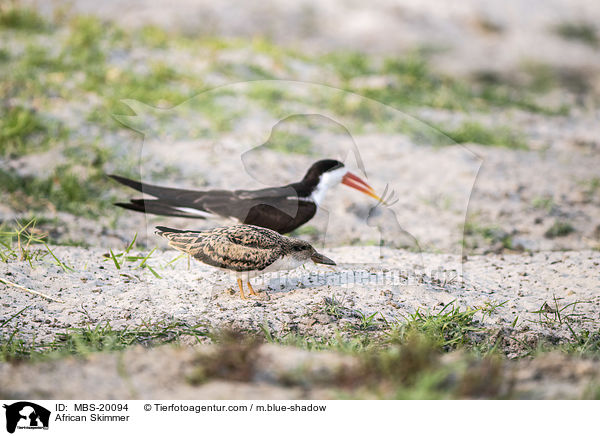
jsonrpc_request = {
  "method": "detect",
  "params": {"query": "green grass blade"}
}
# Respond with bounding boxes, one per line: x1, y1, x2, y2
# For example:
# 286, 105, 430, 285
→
0, 306, 30, 329
108, 249, 121, 270
145, 264, 162, 279
44, 244, 74, 272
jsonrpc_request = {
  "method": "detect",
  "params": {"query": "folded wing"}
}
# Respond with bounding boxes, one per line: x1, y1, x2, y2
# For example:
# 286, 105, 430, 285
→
156, 225, 283, 271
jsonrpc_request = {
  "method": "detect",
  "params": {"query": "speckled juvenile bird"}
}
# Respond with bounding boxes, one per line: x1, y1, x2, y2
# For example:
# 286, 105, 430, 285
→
155, 224, 336, 299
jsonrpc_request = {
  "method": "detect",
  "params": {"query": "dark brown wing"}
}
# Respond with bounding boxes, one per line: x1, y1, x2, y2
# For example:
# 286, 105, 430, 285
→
243, 200, 317, 234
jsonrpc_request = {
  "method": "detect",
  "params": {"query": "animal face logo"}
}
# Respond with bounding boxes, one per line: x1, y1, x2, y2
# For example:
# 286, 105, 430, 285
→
3, 402, 50, 434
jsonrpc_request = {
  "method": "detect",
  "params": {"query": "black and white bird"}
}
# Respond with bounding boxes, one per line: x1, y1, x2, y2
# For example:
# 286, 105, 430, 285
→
110, 159, 382, 234
156, 224, 336, 299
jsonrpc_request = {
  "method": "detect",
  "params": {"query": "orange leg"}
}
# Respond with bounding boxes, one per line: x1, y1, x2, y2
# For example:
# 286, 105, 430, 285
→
237, 278, 247, 300
247, 281, 258, 296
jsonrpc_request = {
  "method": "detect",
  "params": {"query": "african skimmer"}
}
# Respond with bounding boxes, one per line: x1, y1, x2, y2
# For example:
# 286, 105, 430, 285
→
110, 159, 382, 234
156, 224, 336, 299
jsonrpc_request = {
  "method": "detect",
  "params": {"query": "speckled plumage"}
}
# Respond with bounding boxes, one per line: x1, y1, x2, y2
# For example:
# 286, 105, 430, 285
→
155, 224, 335, 274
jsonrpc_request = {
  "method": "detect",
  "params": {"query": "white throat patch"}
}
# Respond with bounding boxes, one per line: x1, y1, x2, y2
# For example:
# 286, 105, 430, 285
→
310, 167, 347, 206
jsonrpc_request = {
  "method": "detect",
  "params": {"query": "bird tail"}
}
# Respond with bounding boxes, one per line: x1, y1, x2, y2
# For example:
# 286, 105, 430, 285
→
110, 173, 210, 203
109, 174, 216, 218
108, 174, 145, 192
115, 199, 208, 219
108, 174, 190, 198
155, 226, 189, 236
155, 226, 204, 253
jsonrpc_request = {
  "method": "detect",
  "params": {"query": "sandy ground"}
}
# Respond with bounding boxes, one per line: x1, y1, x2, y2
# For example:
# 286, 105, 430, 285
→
2, 246, 598, 352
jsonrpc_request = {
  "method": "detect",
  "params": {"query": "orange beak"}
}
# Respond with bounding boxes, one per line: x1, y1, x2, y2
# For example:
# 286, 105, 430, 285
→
341, 172, 383, 202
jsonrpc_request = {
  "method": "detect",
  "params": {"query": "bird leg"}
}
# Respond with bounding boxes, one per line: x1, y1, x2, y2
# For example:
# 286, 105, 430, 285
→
247, 281, 258, 296
237, 278, 247, 300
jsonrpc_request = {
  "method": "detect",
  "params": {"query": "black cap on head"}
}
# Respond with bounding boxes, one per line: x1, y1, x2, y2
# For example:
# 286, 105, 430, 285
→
302, 159, 344, 183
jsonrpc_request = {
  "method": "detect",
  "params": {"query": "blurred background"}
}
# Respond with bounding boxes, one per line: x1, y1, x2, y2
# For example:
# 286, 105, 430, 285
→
1, 0, 599, 255
1, 0, 600, 401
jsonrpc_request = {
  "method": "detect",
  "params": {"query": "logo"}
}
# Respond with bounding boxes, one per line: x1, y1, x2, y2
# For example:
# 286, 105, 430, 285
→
3, 402, 50, 434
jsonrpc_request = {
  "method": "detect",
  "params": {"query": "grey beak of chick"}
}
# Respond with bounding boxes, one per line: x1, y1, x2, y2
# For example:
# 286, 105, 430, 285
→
311, 251, 336, 266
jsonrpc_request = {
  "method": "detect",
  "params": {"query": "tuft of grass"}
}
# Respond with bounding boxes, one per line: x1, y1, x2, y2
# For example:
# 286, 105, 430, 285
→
0, 163, 113, 218
0, 106, 45, 155
531, 296, 592, 328
1, 320, 208, 362
562, 328, 600, 356
477, 300, 508, 323
319, 300, 489, 352
0, 4, 48, 31
188, 330, 261, 385
322, 295, 346, 320
0, 218, 47, 264
544, 220, 575, 238
382, 55, 430, 83
264, 327, 505, 399
340, 50, 565, 115
463, 220, 514, 251
440, 121, 527, 149
553, 22, 598, 47
520, 298, 599, 357
352, 310, 380, 331
103, 234, 162, 278
0, 330, 31, 362
531, 195, 555, 211
358, 332, 441, 387
0, 105, 67, 157
262, 325, 371, 354
318, 297, 383, 332
0, 218, 74, 271
392, 301, 483, 352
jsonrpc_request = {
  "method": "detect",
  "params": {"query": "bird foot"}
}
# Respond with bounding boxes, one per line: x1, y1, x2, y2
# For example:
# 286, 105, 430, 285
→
247, 281, 258, 296
237, 278, 248, 300
234, 280, 270, 300
247, 282, 271, 300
